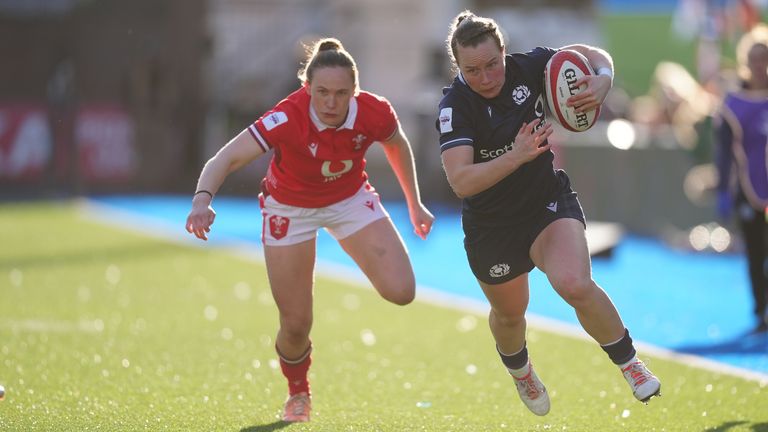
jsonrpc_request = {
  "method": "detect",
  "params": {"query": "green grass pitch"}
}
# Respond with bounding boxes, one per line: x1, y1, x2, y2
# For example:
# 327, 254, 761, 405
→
0, 201, 765, 431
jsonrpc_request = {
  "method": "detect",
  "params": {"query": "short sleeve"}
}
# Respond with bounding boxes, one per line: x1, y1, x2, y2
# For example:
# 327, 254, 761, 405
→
249, 101, 299, 152
436, 93, 474, 153
367, 93, 399, 141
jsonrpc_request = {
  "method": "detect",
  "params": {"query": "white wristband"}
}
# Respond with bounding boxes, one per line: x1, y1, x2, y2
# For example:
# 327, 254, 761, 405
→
596, 67, 613, 79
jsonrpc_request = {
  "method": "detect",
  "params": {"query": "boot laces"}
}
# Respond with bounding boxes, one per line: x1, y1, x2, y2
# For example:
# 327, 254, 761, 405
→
622, 362, 650, 387
515, 371, 543, 399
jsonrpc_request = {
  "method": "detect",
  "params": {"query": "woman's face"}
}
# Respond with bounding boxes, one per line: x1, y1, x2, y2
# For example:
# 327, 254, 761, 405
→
455, 37, 506, 99
747, 43, 768, 84
307, 66, 355, 127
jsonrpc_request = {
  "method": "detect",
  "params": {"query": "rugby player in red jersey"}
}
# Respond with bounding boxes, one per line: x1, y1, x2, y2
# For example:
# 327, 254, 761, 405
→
185, 37, 434, 422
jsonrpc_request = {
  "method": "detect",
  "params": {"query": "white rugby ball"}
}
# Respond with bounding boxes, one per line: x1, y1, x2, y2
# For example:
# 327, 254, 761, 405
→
544, 50, 600, 132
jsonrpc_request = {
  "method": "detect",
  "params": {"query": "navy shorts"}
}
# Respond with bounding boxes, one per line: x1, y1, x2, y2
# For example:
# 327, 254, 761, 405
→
463, 170, 586, 285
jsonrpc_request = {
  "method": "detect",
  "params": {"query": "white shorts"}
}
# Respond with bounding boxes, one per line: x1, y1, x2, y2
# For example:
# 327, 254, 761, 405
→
259, 183, 390, 246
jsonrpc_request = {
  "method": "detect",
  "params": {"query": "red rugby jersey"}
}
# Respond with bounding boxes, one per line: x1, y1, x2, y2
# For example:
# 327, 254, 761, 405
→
248, 88, 398, 208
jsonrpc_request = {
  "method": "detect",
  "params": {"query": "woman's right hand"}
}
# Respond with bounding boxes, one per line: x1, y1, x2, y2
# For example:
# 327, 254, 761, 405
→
511, 119, 553, 163
186, 196, 216, 241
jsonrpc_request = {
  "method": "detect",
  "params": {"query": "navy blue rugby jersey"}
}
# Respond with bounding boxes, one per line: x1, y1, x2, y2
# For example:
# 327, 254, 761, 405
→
437, 47, 562, 225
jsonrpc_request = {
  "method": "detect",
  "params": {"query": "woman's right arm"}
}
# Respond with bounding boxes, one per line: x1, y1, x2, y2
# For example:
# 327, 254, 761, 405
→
714, 109, 734, 219
185, 129, 269, 240
440, 119, 553, 198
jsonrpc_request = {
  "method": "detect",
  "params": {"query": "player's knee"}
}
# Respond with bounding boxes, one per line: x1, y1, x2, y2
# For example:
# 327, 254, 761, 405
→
386, 286, 415, 306
550, 273, 594, 305
492, 310, 525, 329
379, 280, 415, 306
372, 268, 415, 305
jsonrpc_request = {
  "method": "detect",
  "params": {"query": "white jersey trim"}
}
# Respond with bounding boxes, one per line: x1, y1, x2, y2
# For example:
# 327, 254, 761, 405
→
310, 97, 358, 131
440, 137, 473, 150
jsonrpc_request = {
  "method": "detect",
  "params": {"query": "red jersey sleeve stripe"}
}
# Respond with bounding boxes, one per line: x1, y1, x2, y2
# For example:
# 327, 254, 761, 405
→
248, 124, 271, 152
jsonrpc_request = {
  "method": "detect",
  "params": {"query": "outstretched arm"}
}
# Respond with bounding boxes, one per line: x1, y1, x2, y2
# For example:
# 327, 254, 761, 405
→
185, 129, 268, 240
380, 124, 434, 240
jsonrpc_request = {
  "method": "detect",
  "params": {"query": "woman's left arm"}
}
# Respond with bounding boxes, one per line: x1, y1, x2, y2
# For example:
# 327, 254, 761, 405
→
380, 123, 435, 240
559, 44, 614, 113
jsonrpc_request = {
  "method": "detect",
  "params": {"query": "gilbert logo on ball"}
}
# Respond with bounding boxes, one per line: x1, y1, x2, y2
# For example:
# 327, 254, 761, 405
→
544, 49, 600, 132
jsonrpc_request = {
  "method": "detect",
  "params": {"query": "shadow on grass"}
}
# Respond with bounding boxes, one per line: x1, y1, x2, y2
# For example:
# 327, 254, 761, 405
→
674, 330, 768, 356
704, 421, 768, 431
240, 421, 292, 431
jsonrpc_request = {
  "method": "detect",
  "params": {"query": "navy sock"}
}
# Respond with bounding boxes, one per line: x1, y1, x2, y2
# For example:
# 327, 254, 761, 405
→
600, 328, 636, 365
497, 343, 528, 370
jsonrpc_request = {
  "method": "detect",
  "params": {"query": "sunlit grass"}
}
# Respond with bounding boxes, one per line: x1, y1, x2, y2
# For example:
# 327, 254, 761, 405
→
0, 201, 765, 431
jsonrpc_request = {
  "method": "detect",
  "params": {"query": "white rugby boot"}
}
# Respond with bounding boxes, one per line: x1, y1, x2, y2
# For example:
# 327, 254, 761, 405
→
620, 357, 661, 403
510, 361, 550, 416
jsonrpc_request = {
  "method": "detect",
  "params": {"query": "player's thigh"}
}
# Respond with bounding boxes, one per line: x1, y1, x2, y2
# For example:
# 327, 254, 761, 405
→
264, 239, 317, 317
338, 217, 414, 287
530, 218, 591, 280
479, 273, 530, 318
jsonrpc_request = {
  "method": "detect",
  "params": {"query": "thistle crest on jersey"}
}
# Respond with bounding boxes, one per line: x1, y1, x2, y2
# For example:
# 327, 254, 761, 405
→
512, 85, 530, 105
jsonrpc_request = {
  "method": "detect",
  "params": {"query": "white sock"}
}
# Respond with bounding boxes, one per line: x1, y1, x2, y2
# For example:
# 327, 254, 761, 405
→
507, 361, 531, 379
619, 356, 639, 370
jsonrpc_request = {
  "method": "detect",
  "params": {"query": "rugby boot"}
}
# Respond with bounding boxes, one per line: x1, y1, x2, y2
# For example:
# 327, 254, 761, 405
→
621, 358, 661, 403
282, 392, 311, 422
511, 361, 550, 416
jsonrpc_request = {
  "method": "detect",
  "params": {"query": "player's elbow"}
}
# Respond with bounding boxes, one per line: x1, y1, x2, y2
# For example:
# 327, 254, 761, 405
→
452, 187, 469, 199
447, 178, 473, 199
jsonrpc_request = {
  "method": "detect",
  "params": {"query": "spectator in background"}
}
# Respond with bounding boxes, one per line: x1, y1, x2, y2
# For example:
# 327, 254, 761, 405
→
185, 37, 434, 422
435, 10, 661, 417
715, 24, 768, 333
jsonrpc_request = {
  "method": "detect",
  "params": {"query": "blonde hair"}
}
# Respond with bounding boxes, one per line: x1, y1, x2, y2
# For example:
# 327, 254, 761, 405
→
297, 37, 358, 90
736, 24, 768, 81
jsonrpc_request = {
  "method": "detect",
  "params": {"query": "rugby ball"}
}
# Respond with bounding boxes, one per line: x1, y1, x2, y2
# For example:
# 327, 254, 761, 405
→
544, 50, 600, 132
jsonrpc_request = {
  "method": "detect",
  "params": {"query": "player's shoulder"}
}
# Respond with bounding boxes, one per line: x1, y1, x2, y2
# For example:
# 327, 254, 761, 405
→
439, 77, 474, 109
275, 88, 309, 115
508, 47, 557, 71
355, 90, 397, 123
259, 88, 308, 132
356, 90, 393, 110
728, 88, 768, 103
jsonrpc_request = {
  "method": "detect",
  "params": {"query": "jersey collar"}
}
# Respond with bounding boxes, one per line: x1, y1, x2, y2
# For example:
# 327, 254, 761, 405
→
309, 96, 358, 131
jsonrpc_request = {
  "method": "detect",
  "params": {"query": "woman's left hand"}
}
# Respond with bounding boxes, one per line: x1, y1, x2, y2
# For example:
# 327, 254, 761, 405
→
409, 204, 435, 240
566, 74, 611, 114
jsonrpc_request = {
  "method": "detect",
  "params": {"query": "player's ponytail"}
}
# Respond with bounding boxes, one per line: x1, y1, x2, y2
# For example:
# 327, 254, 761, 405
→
317, 39, 342, 52
297, 37, 358, 92
446, 11, 505, 72
454, 10, 475, 27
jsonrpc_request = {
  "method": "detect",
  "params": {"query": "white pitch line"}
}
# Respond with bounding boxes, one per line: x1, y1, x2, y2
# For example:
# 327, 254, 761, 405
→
78, 199, 768, 385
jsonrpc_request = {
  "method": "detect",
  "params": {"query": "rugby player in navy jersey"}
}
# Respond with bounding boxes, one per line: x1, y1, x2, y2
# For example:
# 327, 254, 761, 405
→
436, 11, 660, 415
